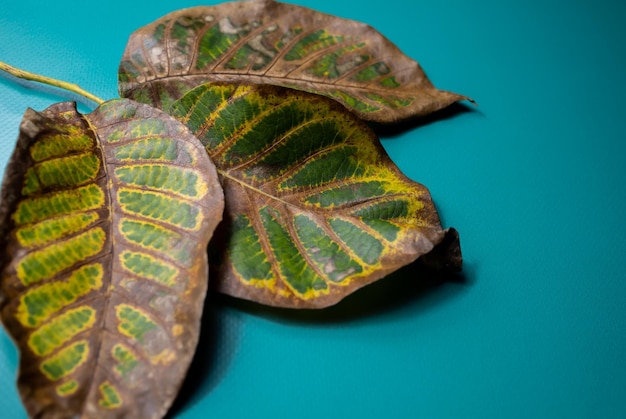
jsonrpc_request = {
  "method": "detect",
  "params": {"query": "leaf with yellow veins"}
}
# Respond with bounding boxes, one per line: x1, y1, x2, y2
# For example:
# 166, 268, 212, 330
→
0, 99, 224, 419
118, 0, 471, 123
0, 0, 470, 415
167, 83, 461, 308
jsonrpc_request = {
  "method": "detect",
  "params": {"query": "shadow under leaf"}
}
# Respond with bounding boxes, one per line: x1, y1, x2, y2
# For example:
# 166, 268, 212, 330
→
370, 102, 478, 139
166, 292, 242, 418
168, 232, 473, 416
222, 255, 468, 326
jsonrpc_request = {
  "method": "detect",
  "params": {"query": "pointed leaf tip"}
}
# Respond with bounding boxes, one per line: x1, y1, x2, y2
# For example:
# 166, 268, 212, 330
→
118, 0, 469, 123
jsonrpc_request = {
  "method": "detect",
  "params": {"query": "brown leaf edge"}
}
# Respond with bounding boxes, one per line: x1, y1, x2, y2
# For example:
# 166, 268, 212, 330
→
165, 82, 462, 309
0, 100, 224, 418
118, 0, 473, 124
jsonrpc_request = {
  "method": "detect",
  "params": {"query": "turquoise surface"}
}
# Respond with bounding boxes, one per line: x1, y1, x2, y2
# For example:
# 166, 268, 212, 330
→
1, 0, 625, 417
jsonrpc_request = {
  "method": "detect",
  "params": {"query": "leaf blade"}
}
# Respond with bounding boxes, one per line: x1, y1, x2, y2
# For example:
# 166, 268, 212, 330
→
0, 100, 224, 418
118, 0, 470, 123
169, 83, 460, 308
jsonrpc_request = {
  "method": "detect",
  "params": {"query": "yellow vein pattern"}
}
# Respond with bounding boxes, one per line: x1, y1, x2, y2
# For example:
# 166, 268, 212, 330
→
0, 99, 223, 418
118, 1, 469, 123
169, 83, 456, 309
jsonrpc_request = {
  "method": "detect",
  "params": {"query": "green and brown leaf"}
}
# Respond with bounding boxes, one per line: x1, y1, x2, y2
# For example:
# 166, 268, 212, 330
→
0, 2, 467, 415
0, 100, 224, 418
167, 83, 460, 308
118, 0, 470, 123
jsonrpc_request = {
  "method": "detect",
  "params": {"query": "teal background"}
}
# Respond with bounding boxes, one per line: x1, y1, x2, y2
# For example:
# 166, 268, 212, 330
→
1, 0, 625, 417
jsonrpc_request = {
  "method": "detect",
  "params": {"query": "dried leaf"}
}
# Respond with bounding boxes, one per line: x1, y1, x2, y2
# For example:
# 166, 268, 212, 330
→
118, 0, 469, 123
0, 100, 224, 418
167, 83, 460, 308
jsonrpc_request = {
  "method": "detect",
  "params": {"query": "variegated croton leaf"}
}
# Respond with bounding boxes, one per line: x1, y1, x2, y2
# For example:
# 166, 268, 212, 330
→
118, 0, 470, 123
167, 83, 461, 308
0, 100, 224, 418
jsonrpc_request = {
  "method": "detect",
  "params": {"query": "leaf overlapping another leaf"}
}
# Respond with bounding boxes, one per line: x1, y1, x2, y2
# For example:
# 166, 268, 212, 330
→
0, 0, 467, 416
0, 100, 224, 418
118, 0, 470, 123
167, 83, 460, 308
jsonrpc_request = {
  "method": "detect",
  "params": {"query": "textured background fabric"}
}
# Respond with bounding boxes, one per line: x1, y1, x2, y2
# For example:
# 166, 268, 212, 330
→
1, 0, 626, 417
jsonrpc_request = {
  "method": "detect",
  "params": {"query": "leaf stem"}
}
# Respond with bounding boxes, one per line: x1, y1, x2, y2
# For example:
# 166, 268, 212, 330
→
0, 61, 105, 105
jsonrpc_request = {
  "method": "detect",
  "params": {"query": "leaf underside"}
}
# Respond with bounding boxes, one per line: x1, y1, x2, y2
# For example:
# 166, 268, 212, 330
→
167, 82, 461, 308
118, 0, 469, 123
0, 100, 224, 418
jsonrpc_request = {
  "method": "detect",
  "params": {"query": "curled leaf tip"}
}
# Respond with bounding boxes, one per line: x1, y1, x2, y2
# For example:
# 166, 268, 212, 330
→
420, 228, 462, 273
